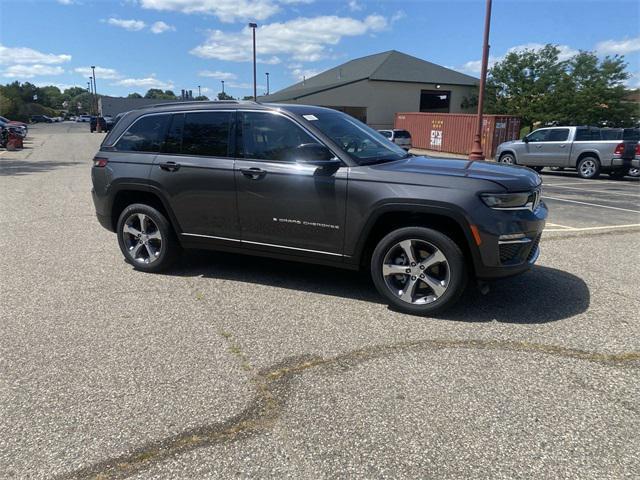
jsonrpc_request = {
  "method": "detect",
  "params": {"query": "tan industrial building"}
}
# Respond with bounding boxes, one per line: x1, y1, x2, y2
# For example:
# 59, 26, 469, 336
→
260, 50, 478, 129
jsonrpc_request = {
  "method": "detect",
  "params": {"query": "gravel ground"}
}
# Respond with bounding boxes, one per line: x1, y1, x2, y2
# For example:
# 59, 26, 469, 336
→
1, 123, 638, 479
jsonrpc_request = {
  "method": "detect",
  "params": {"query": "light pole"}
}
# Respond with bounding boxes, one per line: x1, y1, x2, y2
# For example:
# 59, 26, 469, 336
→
265, 72, 270, 95
468, 0, 492, 161
198, 85, 201, 97
248, 22, 258, 101
88, 77, 93, 114
221, 80, 225, 95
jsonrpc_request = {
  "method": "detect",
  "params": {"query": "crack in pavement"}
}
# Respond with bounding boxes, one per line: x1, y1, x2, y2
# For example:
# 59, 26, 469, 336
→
57, 338, 639, 480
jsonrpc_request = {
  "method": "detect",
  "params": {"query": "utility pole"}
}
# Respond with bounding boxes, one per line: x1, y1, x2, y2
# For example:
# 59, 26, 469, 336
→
265, 72, 270, 95
221, 80, 225, 94
88, 77, 93, 114
198, 85, 201, 97
468, 0, 492, 161
248, 22, 258, 101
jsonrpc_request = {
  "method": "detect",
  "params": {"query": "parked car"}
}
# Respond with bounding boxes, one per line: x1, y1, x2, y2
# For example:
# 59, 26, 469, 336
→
90, 116, 108, 133
77, 115, 92, 123
0, 115, 28, 135
30, 115, 53, 123
91, 101, 547, 315
0, 118, 27, 137
496, 126, 638, 179
378, 129, 412, 150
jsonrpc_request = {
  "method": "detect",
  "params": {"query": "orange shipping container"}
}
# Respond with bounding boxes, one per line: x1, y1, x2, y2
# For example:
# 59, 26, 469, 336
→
394, 113, 521, 159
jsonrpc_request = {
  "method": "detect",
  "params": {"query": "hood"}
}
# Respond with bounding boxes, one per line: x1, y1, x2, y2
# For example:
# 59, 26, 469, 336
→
372, 156, 541, 191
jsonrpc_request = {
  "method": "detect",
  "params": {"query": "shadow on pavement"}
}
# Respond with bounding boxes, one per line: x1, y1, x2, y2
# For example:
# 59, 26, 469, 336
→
541, 170, 639, 182
169, 250, 589, 324
0, 159, 80, 176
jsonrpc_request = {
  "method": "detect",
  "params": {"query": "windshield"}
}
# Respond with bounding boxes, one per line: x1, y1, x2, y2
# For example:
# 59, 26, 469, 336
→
302, 111, 409, 165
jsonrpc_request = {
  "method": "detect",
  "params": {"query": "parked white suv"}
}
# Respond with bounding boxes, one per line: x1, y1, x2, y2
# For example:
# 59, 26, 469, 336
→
378, 129, 412, 150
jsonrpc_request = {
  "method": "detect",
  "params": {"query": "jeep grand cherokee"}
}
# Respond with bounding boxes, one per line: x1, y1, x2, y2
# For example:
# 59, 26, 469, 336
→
92, 101, 547, 314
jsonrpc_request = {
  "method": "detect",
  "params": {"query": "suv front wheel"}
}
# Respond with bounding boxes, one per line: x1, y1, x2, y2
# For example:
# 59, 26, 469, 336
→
371, 227, 467, 315
116, 203, 179, 272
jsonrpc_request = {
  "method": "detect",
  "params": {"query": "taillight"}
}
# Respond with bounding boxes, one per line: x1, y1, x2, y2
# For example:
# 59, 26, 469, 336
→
635, 143, 640, 156
613, 143, 625, 156
93, 157, 108, 167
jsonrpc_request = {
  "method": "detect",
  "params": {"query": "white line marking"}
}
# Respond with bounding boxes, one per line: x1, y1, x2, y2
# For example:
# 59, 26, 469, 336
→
542, 195, 640, 213
545, 223, 640, 232
544, 184, 640, 198
546, 222, 575, 229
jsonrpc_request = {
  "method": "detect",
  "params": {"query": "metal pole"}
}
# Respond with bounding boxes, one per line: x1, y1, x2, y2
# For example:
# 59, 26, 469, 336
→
198, 85, 201, 97
88, 77, 93, 113
468, 0, 492, 161
265, 72, 270, 95
221, 80, 225, 94
91, 65, 101, 131
249, 23, 257, 101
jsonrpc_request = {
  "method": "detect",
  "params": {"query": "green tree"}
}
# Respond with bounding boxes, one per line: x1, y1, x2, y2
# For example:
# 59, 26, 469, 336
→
218, 91, 235, 100
127, 92, 143, 98
194, 95, 210, 101
485, 44, 636, 128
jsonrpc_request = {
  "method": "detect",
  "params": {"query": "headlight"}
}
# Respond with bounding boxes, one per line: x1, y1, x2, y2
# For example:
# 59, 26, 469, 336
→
481, 191, 539, 210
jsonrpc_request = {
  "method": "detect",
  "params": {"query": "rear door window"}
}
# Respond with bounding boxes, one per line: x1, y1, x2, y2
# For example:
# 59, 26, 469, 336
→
115, 114, 169, 152
548, 128, 570, 142
181, 111, 232, 157
162, 113, 184, 154
394, 130, 411, 138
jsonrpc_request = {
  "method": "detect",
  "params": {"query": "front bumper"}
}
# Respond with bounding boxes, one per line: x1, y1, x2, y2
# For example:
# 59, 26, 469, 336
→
474, 201, 547, 280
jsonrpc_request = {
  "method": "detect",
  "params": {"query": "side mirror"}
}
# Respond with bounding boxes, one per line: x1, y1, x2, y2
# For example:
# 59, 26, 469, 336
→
293, 143, 341, 174
522, 136, 529, 143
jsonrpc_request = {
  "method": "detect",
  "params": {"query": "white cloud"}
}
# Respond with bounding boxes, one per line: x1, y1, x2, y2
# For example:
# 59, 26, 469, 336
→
139, 0, 280, 23
348, 0, 362, 11
191, 14, 388, 63
226, 81, 265, 90
0, 44, 71, 65
1, 64, 65, 78
113, 75, 174, 89
105, 18, 147, 31
289, 66, 320, 81
596, 37, 640, 55
150, 21, 176, 34
460, 43, 579, 75
73, 66, 122, 79
57, 0, 76, 4
391, 10, 406, 23
198, 70, 238, 80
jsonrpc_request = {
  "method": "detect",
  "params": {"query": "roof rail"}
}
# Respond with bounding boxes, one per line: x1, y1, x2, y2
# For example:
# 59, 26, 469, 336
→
146, 100, 258, 109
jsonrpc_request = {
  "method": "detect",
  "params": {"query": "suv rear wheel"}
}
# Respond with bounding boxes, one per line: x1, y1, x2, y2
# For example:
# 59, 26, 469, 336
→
371, 227, 467, 315
116, 203, 179, 272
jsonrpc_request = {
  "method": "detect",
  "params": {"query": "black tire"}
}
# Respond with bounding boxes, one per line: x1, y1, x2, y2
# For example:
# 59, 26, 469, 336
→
608, 169, 627, 179
577, 156, 601, 179
370, 227, 467, 315
116, 203, 180, 273
499, 153, 516, 165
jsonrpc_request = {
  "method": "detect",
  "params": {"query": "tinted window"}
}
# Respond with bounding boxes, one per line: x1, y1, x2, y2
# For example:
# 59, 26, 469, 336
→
394, 130, 411, 139
575, 128, 602, 141
162, 113, 184, 154
548, 128, 570, 141
181, 112, 232, 157
527, 129, 549, 142
600, 129, 621, 140
379, 130, 392, 138
116, 115, 169, 152
622, 128, 640, 141
238, 112, 316, 161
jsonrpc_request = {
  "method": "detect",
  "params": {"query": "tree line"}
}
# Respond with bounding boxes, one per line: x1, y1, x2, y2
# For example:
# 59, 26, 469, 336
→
464, 44, 638, 129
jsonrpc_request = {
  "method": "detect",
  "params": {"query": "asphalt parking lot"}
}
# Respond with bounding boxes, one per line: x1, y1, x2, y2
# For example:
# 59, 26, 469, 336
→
1, 122, 639, 479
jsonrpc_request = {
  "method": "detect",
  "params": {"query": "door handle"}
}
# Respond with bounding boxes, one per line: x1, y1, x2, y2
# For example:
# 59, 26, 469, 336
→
535, 145, 542, 149
240, 167, 267, 180
159, 161, 180, 172
559, 144, 566, 148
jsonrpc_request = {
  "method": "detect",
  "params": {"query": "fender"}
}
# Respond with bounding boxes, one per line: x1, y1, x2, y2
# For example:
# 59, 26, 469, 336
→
107, 179, 184, 234
349, 200, 482, 272
573, 149, 601, 168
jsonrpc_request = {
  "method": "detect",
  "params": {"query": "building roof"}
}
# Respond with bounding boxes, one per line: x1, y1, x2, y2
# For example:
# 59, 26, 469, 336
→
260, 50, 478, 102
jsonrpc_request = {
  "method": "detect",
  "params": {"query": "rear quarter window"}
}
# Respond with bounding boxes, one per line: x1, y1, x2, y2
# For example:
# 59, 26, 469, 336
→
394, 130, 411, 139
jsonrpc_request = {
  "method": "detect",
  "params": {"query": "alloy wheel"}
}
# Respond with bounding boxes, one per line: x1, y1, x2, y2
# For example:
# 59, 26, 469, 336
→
382, 239, 450, 305
122, 213, 162, 264
580, 159, 596, 177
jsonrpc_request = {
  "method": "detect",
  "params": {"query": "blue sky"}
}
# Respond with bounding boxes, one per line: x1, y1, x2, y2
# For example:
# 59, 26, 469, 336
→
1, 0, 639, 98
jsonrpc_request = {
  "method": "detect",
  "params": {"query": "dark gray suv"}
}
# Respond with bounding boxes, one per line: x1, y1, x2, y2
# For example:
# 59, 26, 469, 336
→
92, 101, 547, 314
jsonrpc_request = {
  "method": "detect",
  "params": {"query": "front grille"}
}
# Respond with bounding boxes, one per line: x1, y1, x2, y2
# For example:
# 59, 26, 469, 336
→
499, 243, 525, 264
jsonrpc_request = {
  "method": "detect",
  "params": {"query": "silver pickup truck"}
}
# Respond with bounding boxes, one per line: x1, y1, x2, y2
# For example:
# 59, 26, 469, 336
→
495, 126, 639, 179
